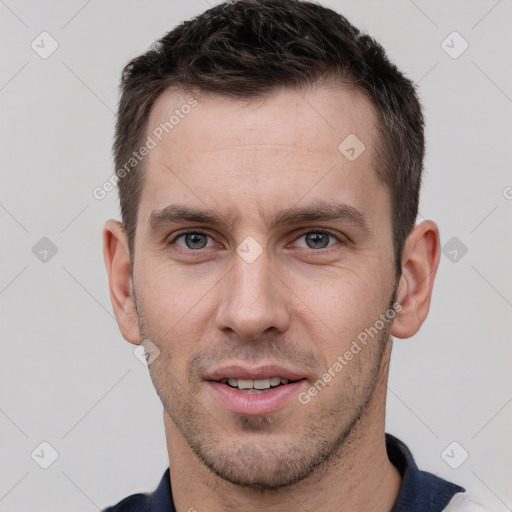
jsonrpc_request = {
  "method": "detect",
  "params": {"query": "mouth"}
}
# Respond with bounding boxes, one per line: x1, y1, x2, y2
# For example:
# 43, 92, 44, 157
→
205, 365, 309, 415
217, 377, 302, 394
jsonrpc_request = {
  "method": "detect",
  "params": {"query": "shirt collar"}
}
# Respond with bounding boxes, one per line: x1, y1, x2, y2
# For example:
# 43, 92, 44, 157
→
386, 433, 465, 511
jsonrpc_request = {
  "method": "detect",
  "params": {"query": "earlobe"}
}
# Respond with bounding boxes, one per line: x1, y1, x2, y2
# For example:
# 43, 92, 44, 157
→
103, 220, 140, 345
391, 221, 441, 339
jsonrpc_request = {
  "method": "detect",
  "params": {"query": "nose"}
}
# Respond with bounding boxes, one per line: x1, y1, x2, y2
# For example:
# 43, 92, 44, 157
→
215, 245, 290, 341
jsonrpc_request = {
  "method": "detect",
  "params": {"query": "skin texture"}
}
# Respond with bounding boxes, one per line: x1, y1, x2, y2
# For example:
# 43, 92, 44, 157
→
103, 84, 440, 512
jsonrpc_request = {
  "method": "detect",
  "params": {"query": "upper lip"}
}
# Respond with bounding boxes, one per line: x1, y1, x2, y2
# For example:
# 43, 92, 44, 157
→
205, 364, 307, 382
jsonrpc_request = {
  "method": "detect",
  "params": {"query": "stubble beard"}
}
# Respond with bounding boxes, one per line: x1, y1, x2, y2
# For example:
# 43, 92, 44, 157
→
138, 292, 396, 491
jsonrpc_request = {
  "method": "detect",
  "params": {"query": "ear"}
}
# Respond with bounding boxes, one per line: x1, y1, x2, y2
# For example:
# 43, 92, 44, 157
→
103, 219, 140, 345
391, 220, 441, 339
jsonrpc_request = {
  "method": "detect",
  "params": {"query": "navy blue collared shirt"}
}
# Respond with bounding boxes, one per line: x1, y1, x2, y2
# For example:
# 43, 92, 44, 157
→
102, 433, 468, 512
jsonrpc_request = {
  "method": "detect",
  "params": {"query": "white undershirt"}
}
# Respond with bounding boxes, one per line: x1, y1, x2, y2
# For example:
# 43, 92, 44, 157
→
442, 492, 491, 511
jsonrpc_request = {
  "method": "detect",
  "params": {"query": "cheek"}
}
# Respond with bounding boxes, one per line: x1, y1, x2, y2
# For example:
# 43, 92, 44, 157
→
295, 264, 391, 355
136, 262, 217, 357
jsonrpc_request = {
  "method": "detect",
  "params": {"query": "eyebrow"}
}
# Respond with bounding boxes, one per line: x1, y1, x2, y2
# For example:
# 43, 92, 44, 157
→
147, 200, 371, 235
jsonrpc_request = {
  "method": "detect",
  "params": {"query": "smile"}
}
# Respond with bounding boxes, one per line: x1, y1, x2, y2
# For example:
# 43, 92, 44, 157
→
207, 378, 308, 415
220, 377, 296, 393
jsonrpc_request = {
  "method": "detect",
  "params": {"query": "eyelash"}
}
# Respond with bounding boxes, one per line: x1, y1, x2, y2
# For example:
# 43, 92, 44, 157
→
167, 229, 344, 252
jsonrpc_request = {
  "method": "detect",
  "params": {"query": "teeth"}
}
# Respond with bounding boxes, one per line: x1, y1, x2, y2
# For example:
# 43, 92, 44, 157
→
222, 377, 292, 389
254, 379, 270, 389
237, 379, 254, 389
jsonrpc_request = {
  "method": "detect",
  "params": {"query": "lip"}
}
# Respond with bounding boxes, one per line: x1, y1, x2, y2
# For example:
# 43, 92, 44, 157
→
207, 379, 308, 416
205, 364, 307, 382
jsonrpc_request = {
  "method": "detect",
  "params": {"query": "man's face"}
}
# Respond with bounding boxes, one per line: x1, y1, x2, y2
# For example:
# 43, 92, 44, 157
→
132, 86, 398, 489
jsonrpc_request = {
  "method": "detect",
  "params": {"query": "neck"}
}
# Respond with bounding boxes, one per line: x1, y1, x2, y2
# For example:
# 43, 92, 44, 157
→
165, 343, 401, 512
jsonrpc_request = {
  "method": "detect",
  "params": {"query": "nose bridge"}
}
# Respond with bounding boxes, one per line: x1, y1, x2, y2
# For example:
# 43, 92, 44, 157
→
232, 248, 271, 303
216, 245, 289, 338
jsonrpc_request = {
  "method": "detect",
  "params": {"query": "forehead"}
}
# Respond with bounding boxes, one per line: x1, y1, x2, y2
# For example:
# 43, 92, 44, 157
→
139, 85, 388, 231
148, 84, 378, 156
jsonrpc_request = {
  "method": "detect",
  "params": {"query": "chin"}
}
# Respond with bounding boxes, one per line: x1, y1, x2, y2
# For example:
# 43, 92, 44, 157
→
197, 440, 322, 491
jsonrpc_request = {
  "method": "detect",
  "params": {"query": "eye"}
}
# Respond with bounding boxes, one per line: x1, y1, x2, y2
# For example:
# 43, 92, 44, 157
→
293, 229, 341, 250
170, 231, 215, 250
168, 229, 344, 253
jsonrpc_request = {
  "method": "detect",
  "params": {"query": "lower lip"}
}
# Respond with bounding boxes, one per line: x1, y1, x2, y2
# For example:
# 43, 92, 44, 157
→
207, 380, 307, 415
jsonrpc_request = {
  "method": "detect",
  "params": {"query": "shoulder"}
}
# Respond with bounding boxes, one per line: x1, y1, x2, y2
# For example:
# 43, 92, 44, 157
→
385, 434, 492, 512
101, 468, 172, 512
101, 492, 151, 512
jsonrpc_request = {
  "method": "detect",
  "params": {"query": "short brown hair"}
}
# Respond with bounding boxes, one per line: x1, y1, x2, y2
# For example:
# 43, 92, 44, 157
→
114, 0, 425, 274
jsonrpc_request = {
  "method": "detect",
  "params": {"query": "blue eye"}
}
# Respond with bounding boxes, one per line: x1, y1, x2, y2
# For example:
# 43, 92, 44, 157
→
172, 231, 214, 250
168, 229, 342, 252
295, 230, 339, 249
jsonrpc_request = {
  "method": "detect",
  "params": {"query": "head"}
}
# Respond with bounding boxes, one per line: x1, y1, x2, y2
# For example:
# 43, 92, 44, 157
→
104, 0, 440, 491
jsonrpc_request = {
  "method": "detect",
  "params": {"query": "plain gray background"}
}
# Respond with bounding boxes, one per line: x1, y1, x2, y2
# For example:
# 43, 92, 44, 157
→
1, 0, 511, 510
